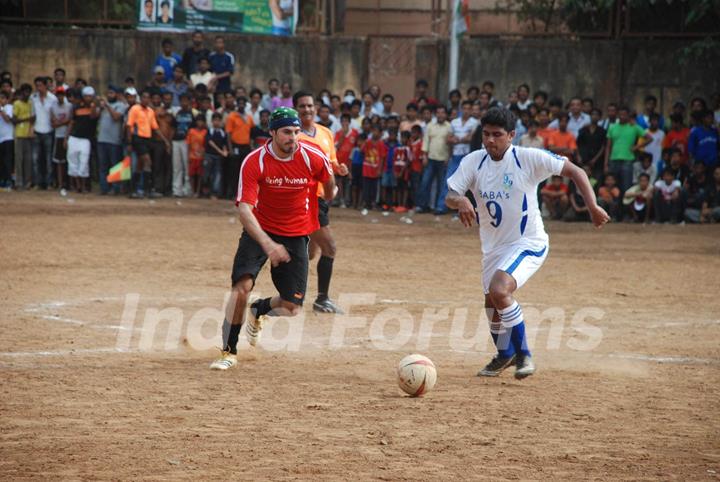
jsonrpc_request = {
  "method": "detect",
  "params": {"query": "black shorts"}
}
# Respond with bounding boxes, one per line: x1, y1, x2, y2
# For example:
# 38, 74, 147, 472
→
131, 135, 151, 156
317, 197, 330, 227
351, 164, 363, 187
231, 230, 309, 305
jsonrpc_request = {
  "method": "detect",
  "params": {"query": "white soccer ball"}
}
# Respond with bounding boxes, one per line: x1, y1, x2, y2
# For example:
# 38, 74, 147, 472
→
397, 354, 437, 397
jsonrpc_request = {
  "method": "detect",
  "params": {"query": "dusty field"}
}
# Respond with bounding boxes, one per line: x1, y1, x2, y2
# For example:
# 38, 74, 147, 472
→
1, 191, 719, 481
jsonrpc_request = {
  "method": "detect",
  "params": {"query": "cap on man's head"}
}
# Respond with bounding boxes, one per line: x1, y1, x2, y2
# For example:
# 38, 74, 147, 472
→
81, 86, 95, 97
269, 107, 300, 130
108, 84, 123, 94
55, 86, 66, 95
125, 87, 138, 96
154, 66, 165, 74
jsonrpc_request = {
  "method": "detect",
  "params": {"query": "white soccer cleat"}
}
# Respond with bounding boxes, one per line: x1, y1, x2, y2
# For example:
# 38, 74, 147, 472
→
245, 314, 266, 347
209, 351, 237, 370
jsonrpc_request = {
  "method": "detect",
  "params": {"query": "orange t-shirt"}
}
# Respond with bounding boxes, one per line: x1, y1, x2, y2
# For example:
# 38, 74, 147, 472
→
299, 124, 338, 197
547, 130, 577, 151
225, 112, 254, 146
537, 127, 557, 148
127, 104, 159, 139
186, 127, 207, 161
598, 186, 620, 203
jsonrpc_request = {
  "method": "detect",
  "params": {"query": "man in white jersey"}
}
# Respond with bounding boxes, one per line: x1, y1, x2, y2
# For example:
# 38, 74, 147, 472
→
446, 107, 609, 379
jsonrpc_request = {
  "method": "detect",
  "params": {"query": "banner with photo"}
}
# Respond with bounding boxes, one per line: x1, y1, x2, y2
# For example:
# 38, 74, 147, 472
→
137, 0, 298, 36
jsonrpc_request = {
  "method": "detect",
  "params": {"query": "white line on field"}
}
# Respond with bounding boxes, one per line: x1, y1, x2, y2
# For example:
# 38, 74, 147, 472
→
0, 347, 136, 357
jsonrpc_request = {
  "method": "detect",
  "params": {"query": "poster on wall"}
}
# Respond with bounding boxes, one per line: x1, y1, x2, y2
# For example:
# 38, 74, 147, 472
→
137, 0, 298, 36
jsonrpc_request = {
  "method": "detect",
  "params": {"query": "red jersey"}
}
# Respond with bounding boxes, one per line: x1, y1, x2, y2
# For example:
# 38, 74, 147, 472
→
186, 128, 207, 161
334, 128, 358, 168
361, 139, 387, 179
393, 145, 411, 179
663, 127, 691, 164
410, 138, 423, 173
237, 140, 333, 237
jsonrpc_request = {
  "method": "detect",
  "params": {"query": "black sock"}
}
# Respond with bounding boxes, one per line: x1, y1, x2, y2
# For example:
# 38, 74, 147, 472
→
317, 256, 334, 302
143, 172, 152, 194
251, 297, 273, 317
222, 318, 242, 354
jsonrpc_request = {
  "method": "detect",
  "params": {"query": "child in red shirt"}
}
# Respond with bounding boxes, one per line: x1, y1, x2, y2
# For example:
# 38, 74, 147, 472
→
540, 174, 569, 220
361, 124, 387, 210
393, 131, 412, 212
186, 115, 208, 197
409, 125, 424, 209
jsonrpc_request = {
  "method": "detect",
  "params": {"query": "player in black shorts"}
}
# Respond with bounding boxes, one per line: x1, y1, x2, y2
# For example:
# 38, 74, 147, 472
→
210, 107, 335, 370
294, 91, 349, 314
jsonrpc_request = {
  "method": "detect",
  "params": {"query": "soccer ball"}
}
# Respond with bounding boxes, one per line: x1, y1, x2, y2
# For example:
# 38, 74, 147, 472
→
397, 354, 437, 397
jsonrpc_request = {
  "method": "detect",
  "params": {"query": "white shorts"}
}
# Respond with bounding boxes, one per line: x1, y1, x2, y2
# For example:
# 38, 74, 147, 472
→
67, 136, 91, 178
482, 239, 549, 294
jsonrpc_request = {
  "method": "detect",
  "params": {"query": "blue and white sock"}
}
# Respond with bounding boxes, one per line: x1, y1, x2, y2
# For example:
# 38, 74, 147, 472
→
487, 307, 515, 358
498, 301, 531, 357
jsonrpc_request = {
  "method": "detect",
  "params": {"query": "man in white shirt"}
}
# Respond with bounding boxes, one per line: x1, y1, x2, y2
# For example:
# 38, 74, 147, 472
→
549, 97, 590, 138
30, 76, 57, 189
448, 99, 479, 188
644, 113, 665, 166
190, 57, 214, 91
445, 107, 608, 379
50, 87, 73, 189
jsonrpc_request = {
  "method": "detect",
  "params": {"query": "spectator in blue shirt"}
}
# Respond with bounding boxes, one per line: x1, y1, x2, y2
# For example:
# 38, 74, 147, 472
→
689, 110, 719, 169
636, 94, 665, 130
154, 38, 182, 83
165, 65, 190, 107
208, 36, 234, 94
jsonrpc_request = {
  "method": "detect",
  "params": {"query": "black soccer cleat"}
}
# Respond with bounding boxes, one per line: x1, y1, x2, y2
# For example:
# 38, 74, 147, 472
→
477, 354, 516, 377
313, 298, 345, 314
514, 355, 536, 379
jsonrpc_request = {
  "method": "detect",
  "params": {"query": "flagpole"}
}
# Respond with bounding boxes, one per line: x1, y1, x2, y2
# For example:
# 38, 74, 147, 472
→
448, 0, 459, 91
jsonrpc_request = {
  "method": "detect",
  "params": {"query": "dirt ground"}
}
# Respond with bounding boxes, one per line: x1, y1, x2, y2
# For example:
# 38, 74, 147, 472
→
1, 191, 719, 481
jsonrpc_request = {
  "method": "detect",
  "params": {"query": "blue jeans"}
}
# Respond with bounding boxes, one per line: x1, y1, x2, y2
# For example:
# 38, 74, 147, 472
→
609, 160, 634, 194
418, 159, 447, 212
97, 142, 123, 193
32, 132, 54, 187
442, 154, 464, 206
203, 154, 223, 196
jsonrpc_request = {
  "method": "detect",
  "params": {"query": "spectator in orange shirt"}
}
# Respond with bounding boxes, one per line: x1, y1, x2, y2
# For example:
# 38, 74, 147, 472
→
224, 97, 254, 199
541, 175, 569, 220
126, 89, 170, 198
186, 114, 208, 197
662, 113, 691, 166
598, 172, 621, 221
536, 108, 557, 149
547, 112, 578, 162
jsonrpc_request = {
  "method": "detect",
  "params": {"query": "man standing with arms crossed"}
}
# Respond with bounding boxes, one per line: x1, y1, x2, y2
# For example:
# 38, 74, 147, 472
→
210, 107, 335, 370
294, 91, 349, 314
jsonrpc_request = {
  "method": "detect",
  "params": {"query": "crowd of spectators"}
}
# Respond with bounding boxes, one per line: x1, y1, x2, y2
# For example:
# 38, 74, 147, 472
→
1, 31, 719, 223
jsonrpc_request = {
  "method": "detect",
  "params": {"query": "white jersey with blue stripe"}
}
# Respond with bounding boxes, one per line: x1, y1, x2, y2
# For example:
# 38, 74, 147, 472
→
447, 146, 565, 256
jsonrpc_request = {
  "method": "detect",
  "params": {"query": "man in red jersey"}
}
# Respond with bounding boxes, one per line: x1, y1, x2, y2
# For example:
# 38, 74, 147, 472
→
210, 107, 335, 370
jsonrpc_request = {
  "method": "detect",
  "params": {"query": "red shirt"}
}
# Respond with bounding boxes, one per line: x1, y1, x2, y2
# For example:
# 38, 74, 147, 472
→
410, 138, 423, 173
334, 128, 358, 167
237, 140, 333, 237
361, 139, 387, 179
663, 127, 691, 164
393, 145, 411, 179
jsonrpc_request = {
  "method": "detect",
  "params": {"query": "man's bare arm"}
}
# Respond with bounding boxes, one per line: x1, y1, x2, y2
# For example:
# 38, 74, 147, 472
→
560, 160, 610, 228
237, 202, 290, 266
446, 189, 475, 228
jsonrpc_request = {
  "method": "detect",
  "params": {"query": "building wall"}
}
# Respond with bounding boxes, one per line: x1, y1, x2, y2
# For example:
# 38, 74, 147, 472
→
1, 26, 717, 117
417, 37, 719, 116
0, 26, 368, 99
